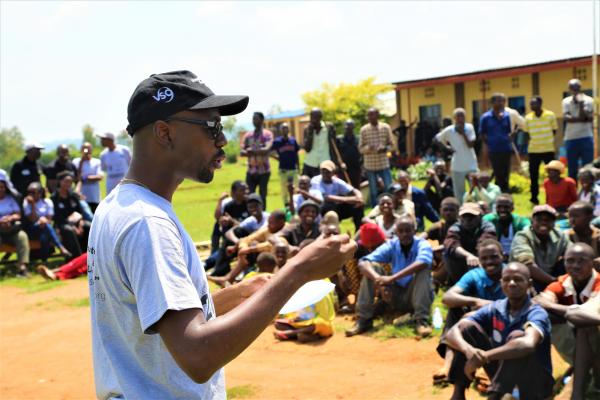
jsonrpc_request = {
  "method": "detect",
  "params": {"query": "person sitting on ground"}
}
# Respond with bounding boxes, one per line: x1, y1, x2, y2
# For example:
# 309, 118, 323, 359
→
287, 175, 323, 215
273, 240, 290, 270
0, 178, 29, 276
563, 291, 600, 399
224, 193, 270, 246
434, 239, 506, 386
445, 262, 554, 400
543, 160, 578, 214
510, 204, 571, 292
365, 193, 402, 239
346, 215, 434, 338
50, 171, 91, 258
37, 253, 88, 281
566, 201, 600, 270
396, 171, 439, 231
424, 160, 454, 213
212, 210, 287, 286
577, 168, 599, 207
366, 183, 415, 220
534, 243, 600, 371
243, 251, 279, 279
22, 182, 71, 260
278, 200, 320, 254
311, 160, 364, 231
463, 171, 501, 211
444, 202, 497, 285
482, 194, 531, 257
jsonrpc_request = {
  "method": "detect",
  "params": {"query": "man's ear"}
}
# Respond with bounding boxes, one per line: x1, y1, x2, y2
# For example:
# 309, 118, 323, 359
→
153, 120, 175, 149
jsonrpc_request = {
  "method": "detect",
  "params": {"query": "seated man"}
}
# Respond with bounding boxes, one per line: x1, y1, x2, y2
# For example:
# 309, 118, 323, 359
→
543, 160, 577, 214
288, 175, 323, 215
311, 160, 364, 231
278, 200, 320, 253
463, 171, 501, 211
567, 201, 600, 269
446, 262, 554, 400
364, 193, 402, 239
534, 243, 600, 368
424, 160, 454, 213
212, 210, 287, 286
483, 194, 531, 256
345, 215, 434, 338
444, 202, 497, 285
434, 239, 506, 385
224, 193, 270, 245
37, 253, 88, 281
366, 183, 415, 219
564, 293, 600, 399
397, 170, 439, 231
510, 205, 571, 292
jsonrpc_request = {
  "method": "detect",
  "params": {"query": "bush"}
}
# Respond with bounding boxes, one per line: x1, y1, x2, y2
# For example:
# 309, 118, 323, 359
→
224, 139, 240, 164
509, 173, 530, 194
407, 161, 433, 181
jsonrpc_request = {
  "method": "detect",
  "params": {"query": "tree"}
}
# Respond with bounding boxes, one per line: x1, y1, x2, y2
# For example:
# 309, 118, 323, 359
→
117, 129, 132, 147
82, 124, 97, 148
0, 126, 25, 171
301, 77, 393, 132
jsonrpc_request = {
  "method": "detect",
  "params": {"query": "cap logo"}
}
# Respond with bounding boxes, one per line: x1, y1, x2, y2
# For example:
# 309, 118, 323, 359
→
152, 87, 174, 103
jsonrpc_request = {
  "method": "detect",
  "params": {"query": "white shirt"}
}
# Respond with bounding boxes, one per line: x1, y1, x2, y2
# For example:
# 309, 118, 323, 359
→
0, 195, 20, 218
435, 124, 478, 172
310, 175, 354, 197
100, 145, 131, 177
73, 157, 103, 204
88, 183, 224, 399
562, 94, 594, 140
23, 198, 54, 219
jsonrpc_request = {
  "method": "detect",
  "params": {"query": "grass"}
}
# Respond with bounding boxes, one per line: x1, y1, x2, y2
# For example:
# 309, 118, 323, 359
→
31, 296, 90, 311
0, 275, 66, 293
226, 384, 258, 399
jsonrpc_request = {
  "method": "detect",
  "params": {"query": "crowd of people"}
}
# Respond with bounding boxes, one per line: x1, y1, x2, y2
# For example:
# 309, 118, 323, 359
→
1, 75, 599, 399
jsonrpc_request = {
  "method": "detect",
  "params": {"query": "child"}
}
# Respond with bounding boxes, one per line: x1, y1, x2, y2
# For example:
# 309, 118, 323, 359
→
243, 252, 278, 280
543, 160, 577, 214
567, 201, 600, 270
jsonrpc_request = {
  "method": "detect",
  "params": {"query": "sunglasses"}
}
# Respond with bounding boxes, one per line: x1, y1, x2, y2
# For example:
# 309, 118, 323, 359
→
165, 117, 223, 141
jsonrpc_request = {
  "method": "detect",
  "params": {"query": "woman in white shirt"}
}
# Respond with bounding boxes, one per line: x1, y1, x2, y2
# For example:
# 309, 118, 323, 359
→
23, 182, 71, 260
0, 178, 30, 276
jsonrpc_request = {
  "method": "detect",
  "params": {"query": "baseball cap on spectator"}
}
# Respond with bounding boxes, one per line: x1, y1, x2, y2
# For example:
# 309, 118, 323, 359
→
532, 204, 557, 218
24, 142, 44, 151
545, 160, 565, 173
298, 199, 320, 214
387, 183, 405, 194
459, 202, 482, 216
96, 132, 116, 140
319, 160, 336, 172
358, 222, 386, 248
247, 193, 263, 205
126, 70, 249, 135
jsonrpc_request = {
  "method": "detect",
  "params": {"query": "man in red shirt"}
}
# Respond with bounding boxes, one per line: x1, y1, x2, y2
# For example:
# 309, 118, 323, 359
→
543, 160, 577, 214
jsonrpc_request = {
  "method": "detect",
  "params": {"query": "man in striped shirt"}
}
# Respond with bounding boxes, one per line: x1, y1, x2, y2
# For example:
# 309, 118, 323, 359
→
524, 96, 558, 205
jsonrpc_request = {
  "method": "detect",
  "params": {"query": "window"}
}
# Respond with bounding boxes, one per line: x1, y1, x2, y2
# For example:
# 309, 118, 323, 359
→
424, 87, 435, 98
508, 96, 525, 115
575, 68, 587, 81
511, 77, 520, 89
419, 104, 441, 127
479, 80, 490, 92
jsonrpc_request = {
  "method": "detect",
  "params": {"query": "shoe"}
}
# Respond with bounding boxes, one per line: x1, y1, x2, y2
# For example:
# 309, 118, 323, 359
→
37, 265, 57, 281
415, 322, 432, 338
345, 319, 373, 337
16, 265, 30, 278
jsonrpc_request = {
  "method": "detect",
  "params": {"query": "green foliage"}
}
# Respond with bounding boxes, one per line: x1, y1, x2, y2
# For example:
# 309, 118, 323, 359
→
302, 77, 393, 132
82, 124, 98, 148
226, 384, 258, 399
0, 126, 25, 171
508, 172, 530, 194
116, 129, 132, 147
407, 161, 433, 181
0, 276, 65, 293
224, 139, 240, 164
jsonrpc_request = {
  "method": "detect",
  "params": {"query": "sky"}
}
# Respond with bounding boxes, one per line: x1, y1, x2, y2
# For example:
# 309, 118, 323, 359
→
1, 0, 599, 145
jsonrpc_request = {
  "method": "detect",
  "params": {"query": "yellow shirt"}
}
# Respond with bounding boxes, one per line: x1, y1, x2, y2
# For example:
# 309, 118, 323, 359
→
524, 109, 557, 154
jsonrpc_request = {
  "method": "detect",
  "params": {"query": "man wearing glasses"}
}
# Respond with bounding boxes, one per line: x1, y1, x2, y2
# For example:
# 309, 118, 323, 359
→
87, 71, 356, 399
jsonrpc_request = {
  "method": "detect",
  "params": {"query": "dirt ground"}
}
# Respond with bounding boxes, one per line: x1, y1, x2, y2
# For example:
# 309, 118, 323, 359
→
0, 278, 565, 400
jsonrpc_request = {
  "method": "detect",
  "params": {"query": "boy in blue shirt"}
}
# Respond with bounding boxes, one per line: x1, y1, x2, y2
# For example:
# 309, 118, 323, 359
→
446, 262, 553, 400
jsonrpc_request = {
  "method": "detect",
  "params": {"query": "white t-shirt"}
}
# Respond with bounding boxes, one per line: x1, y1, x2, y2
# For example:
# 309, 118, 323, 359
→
23, 198, 54, 218
435, 124, 478, 172
293, 190, 323, 212
88, 184, 224, 399
562, 94, 594, 140
100, 145, 132, 177
0, 196, 20, 218
310, 175, 354, 197
239, 211, 270, 233
73, 157, 103, 204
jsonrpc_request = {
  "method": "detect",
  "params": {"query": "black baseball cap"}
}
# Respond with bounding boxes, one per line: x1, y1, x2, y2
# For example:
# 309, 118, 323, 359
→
126, 70, 249, 135
247, 193, 263, 206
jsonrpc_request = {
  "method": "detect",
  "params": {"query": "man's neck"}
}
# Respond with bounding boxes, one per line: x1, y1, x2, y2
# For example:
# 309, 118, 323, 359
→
254, 127, 262, 135
108, 144, 116, 151
535, 232, 550, 244
26, 155, 36, 163
573, 276, 591, 293
499, 215, 513, 225
574, 225, 592, 238
58, 188, 69, 197
549, 177, 561, 184
125, 157, 182, 202
370, 121, 378, 127
301, 221, 313, 233
509, 296, 528, 315
534, 109, 543, 117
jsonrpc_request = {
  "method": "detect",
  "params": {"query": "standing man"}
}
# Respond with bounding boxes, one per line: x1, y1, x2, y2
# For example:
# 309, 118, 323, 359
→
523, 96, 558, 205
393, 119, 416, 156
87, 71, 356, 399
359, 108, 394, 207
241, 112, 273, 207
271, 123, 300, 207
73, 142, 103, 213
10, 142, 45, 197
562, 79, 595, 179
336, 119, 362, 189
302, 108, 335, 178
479, 93, 514, 193
98, 132, 132, 195
44, 144, 78, 194
435, 108, 478, 204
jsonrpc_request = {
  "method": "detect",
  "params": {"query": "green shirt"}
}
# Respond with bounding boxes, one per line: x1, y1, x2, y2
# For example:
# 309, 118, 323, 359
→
483, 213, 531, 234
509, 227, 571, 275
463, 183, 501, 208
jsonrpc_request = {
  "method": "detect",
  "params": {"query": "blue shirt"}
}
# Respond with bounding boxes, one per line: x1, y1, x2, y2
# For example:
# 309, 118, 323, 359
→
239, 212, 270, 233
479, 110, 512, 153
361, 236, 433, 287
271, 136, 300, 171
468, 297, 552, 375
455, 267, 505, 301
311, 175, 354, 197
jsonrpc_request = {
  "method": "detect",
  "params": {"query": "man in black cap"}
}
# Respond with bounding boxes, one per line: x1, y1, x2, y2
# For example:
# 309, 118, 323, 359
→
86, 71, 356, 399
10, 142, 45, 196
